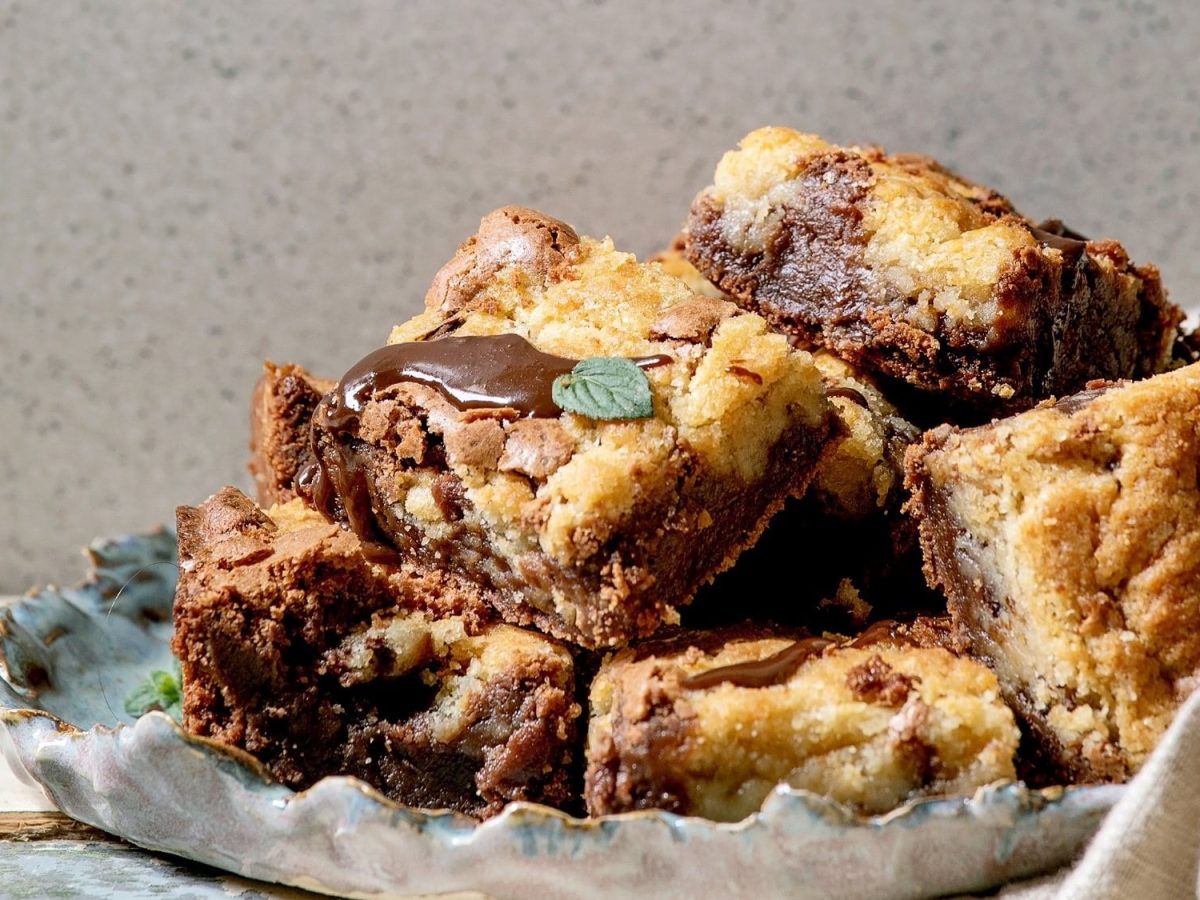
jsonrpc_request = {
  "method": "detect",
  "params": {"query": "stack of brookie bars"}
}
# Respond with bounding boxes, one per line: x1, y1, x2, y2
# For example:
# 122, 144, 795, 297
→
172, 127, 1200, 821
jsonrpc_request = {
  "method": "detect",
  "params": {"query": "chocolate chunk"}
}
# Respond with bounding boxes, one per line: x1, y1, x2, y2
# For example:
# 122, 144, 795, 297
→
725, 364, 763, 385
649, 295, 737, 342
441, 417, 506, 470
1029, 219, 1087, 268
845, 654, 919, 706
682, 637, 834, 690
498, 419, 577, 480
826, 385, 870, 408
430, 473, 467, 521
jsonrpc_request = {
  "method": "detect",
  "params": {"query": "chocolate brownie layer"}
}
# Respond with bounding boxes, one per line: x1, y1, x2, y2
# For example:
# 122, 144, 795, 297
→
173, 487, 580, 818
906, 364, 1200, 783
686, 127, 1182, 419
296, 207, 835, 649
584, 621, 1017, 820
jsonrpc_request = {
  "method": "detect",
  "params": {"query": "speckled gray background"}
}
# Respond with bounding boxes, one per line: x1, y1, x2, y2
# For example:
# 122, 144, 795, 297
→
2, 0, 1198, 592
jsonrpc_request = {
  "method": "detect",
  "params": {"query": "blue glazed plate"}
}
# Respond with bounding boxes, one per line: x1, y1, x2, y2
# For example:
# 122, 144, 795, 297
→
0, 532, 1121, 899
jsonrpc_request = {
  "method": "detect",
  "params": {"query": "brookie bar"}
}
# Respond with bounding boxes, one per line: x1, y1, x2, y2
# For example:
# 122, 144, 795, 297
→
172, 487, 581, 818
584, 620, 1018, 820
906, 363, 1200, 783
654, 247, 927, 628
686, 127, 1183, 418
291, 206, 835, 648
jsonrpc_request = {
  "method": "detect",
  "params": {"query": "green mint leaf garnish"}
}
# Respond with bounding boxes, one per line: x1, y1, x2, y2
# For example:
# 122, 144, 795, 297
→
125, 659, 183, 722
552, 357, 654, 420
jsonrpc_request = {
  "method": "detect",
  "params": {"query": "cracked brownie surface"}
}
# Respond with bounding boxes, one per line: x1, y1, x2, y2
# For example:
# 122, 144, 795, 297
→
298, 206, 834, 648
584, 621, 1017, 820
249, 361, 334, 507
906, 363, 1200, 783
686, 127, 1182, 418
172, 486, 581, 818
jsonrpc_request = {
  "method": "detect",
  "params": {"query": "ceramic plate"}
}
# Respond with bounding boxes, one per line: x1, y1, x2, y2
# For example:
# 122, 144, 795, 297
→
0, 531, 1122, 899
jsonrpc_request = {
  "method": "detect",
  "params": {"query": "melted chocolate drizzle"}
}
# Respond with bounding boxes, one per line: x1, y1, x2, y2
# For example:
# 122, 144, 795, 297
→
826, 385, 870, 408
682, 620, 918, 690
328, 334, 574, 424
847, 619, 907, 649
1030, 218, 1088, 268
681, 637, 835, 690
298, 333, 671, 547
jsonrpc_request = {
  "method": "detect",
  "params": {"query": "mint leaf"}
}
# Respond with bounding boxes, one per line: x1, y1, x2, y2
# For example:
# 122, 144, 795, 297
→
125, 660, 183, 722
552, 357, 654, 420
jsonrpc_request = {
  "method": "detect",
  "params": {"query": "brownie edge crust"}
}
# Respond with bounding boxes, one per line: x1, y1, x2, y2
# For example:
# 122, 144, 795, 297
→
686, 127, 1181, 417
172, 487, 581, 818
248, 361, 334, 507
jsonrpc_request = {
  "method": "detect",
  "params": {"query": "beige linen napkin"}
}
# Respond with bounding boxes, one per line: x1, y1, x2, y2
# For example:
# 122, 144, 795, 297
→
985, 690, 1200, 899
